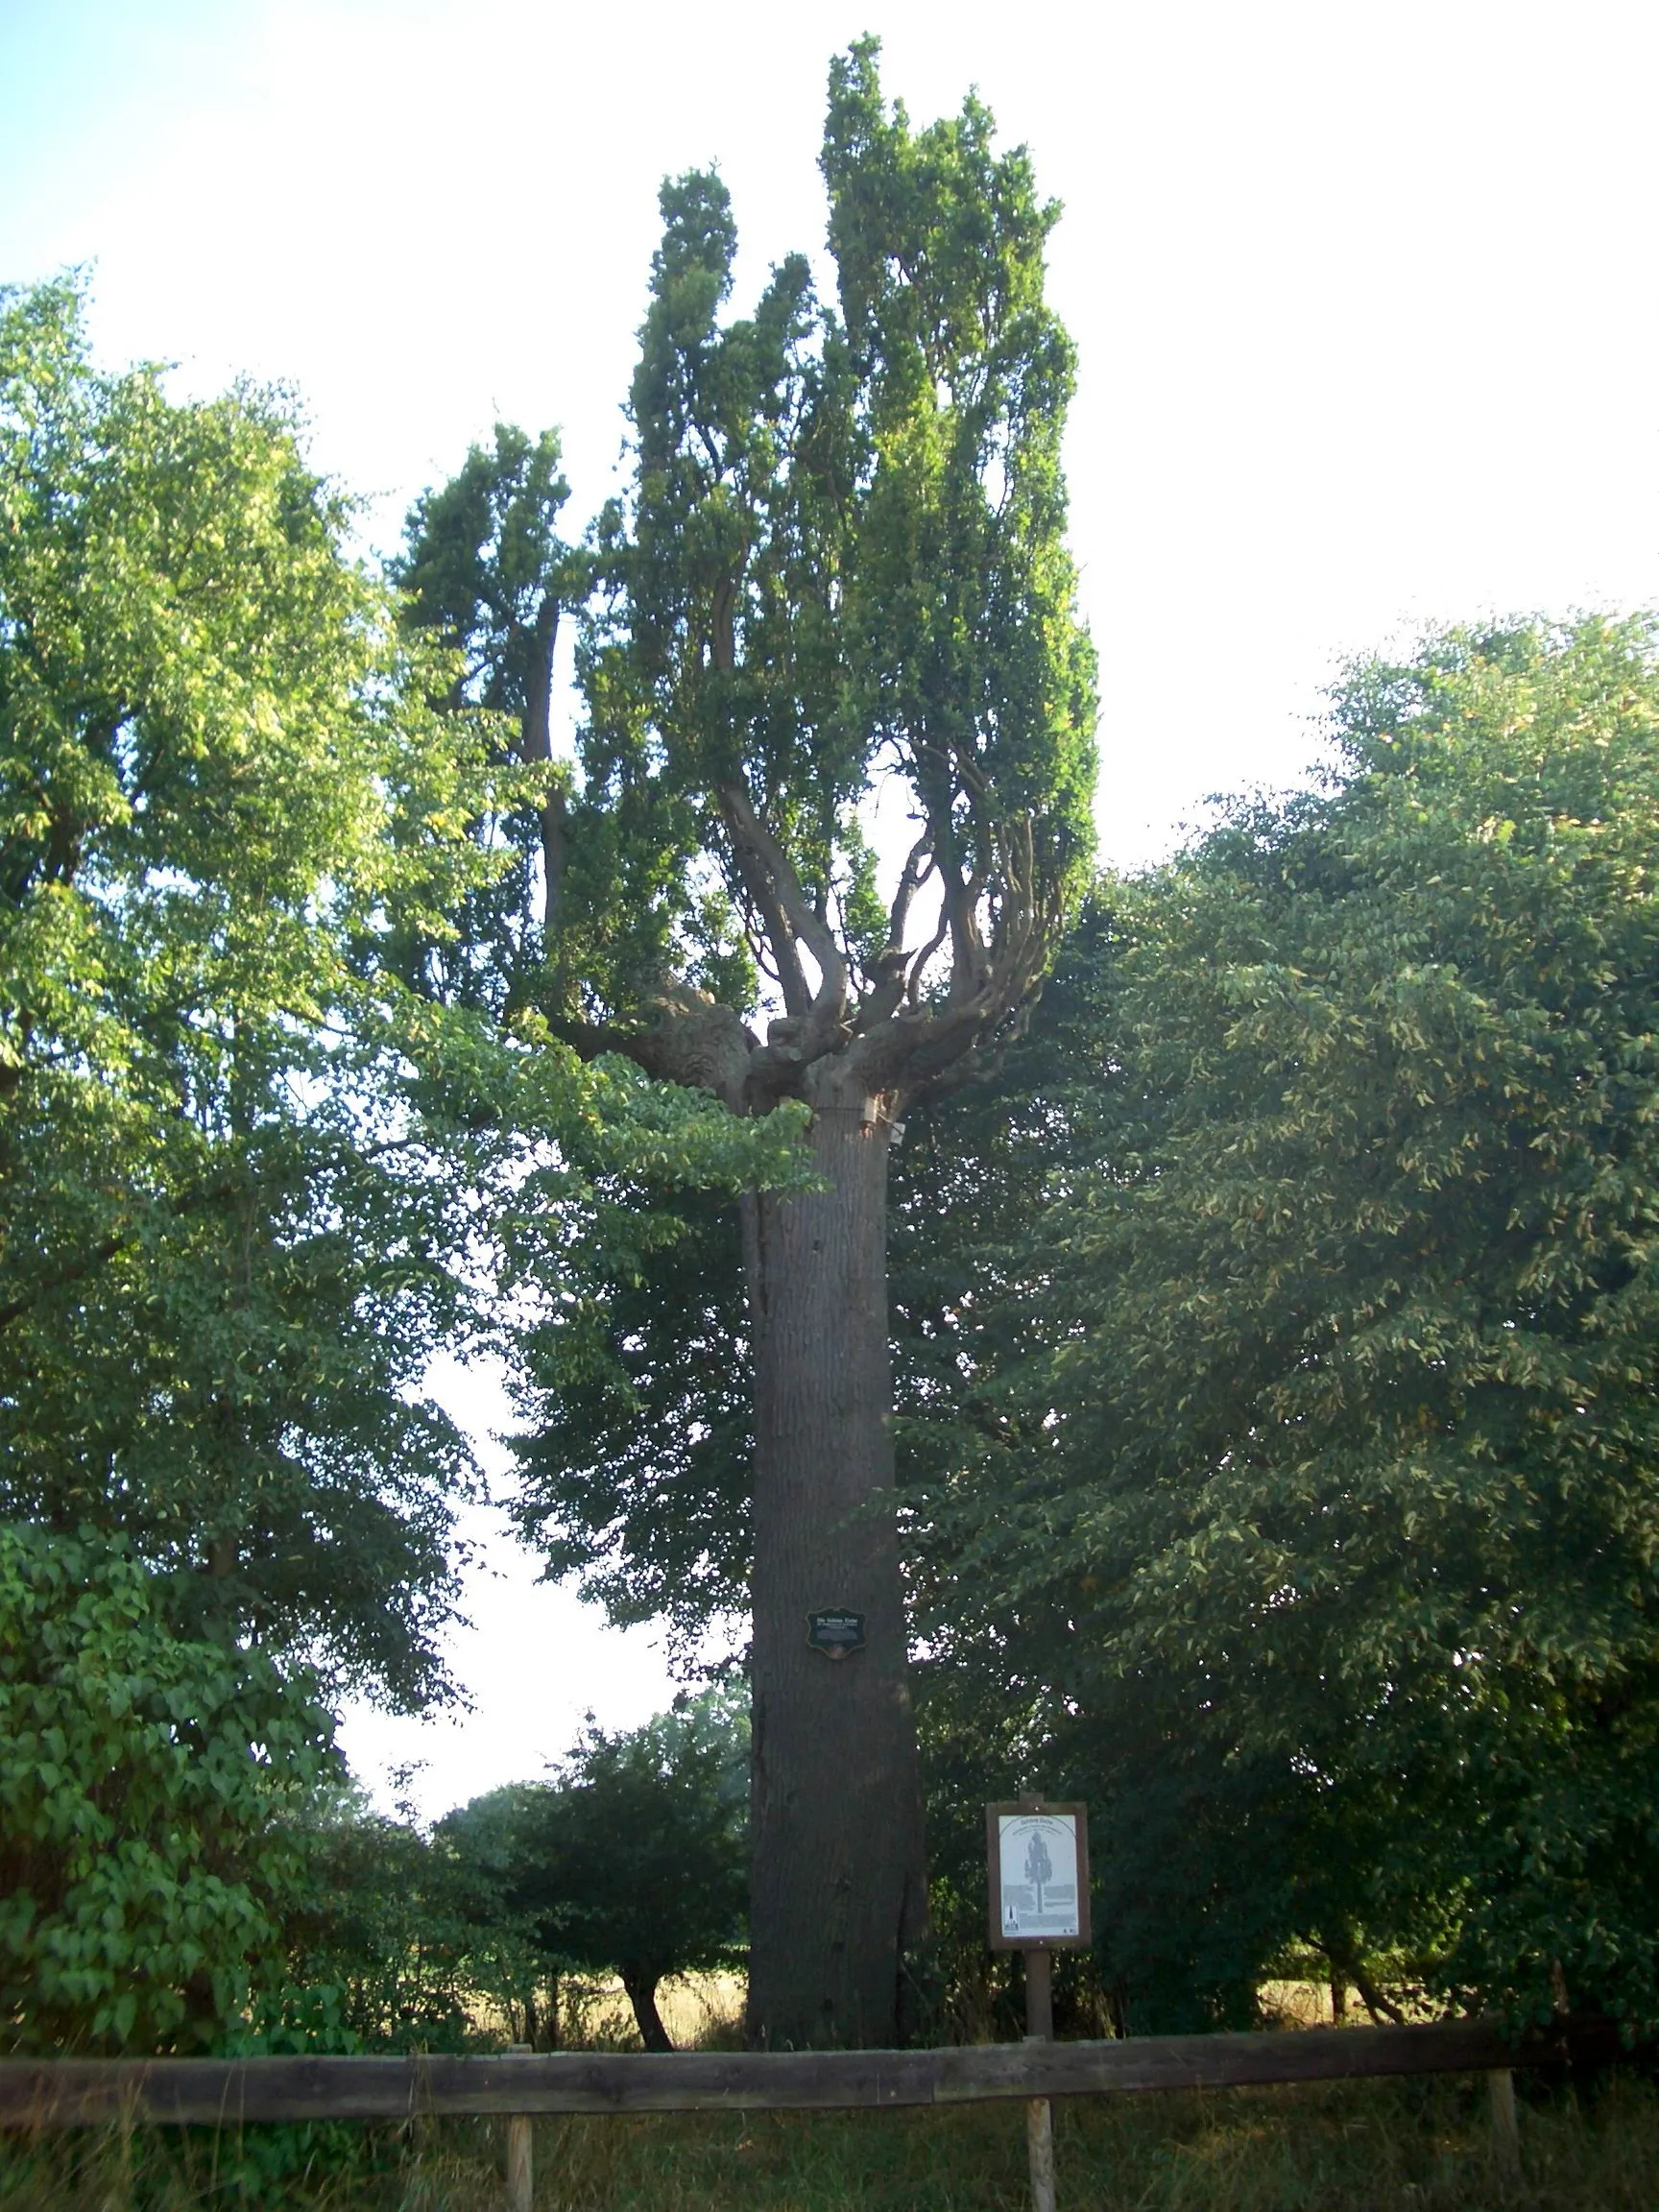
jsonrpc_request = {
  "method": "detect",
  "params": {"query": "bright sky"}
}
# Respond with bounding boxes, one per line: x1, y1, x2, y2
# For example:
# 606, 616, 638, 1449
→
7, 0, 1658, 1821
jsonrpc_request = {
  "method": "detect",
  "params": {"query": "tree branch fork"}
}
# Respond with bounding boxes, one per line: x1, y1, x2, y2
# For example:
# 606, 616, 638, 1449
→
558, 772, 1040, 1121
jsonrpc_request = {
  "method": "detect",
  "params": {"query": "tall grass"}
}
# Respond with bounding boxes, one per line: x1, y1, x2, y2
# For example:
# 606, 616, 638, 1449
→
3, 2074, 1656, 2210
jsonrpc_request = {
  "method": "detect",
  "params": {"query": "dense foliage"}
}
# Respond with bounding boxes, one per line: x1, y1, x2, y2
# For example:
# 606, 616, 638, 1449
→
0, 276, 509, 1704
0, 1525, 333, 2052
0, 276, 802, 2054
271, 1782, 552, 2054
12, 55, 1659, 2071
912, 617, 1659, 2032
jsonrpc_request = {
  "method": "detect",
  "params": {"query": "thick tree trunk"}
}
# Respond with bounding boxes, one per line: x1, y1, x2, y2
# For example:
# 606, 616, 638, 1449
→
743, 1056, 928, 2049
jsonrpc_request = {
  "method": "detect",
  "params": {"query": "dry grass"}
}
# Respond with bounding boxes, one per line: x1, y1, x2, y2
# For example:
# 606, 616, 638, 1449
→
550, 1971, 747, 2051
468, 1972, 747, 2054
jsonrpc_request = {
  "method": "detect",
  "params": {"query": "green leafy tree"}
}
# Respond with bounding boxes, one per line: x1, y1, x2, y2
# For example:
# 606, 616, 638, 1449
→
408, 41, 1095, 2045
0, 278, 799, 1719
453, 1691, 749, 2053
0, 276, 513, 1703
0, 1523, 333, 2052
423, 1781, 567, 2047
923, 615, 1659, 2033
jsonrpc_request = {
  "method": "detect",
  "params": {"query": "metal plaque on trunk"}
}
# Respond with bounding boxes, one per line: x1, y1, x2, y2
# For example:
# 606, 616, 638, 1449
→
985, 1798, 1092, 1950
806, 1609, 866, 1659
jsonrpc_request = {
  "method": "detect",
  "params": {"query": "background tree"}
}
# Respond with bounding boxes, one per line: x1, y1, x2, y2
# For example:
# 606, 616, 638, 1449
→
275, 1776, 563, 2054
0, 277, 790, 1721
423, 1781, 566, 2049
455, 1691, 749, 2053
917, 615, 1659, 2033
411, 41, 1095, 2047
391, 421, 582, 1009
0, 275, 509, 1704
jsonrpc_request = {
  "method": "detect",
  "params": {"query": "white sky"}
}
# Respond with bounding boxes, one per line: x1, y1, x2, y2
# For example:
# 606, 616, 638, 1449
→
6, 0, 1658, 1822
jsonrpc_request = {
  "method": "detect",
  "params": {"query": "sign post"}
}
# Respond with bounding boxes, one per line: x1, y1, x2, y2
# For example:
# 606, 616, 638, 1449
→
987, 1799, 1091, 2212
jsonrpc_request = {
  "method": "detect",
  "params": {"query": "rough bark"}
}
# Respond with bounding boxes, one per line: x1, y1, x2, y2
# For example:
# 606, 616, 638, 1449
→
553, 963, 1027, 2049
742, 1052, 927, 2050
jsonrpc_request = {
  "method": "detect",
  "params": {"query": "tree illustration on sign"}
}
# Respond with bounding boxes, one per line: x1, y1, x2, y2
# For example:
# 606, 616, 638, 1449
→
1024, 1829, 1053, 1917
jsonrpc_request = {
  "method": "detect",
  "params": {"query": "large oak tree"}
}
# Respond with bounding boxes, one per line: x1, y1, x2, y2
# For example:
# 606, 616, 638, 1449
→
403, 45, 1096, 2045
571, 48, 1093, 2049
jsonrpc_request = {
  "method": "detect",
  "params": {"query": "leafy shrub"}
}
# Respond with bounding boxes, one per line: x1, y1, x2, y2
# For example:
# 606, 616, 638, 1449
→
0, 1522, 335, 2051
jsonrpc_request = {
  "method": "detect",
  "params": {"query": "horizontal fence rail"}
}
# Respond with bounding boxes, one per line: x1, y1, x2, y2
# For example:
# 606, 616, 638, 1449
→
0, 2018, 1620, 2130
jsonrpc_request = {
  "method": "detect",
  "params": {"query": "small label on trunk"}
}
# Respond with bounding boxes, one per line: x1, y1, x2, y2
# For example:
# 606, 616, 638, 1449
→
806, 1609, 866, 1659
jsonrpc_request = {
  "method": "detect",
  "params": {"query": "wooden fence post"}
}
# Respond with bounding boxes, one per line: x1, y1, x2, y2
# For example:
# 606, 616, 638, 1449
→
1024, 1947, 1057, 2212
1487, 2067, 1519, 2183
505, 2045, 533, 2212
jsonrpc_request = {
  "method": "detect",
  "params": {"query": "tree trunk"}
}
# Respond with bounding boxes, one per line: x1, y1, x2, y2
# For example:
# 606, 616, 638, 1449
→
743, 1056, 928, 2049
620, 1968, 674, 2053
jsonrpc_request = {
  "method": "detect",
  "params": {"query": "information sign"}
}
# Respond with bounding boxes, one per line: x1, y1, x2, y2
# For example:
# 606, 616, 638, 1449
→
984, 1799, 1091, 1950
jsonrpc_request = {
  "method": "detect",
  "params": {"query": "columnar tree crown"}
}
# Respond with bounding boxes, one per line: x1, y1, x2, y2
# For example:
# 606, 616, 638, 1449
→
557, 38, 1097, 1105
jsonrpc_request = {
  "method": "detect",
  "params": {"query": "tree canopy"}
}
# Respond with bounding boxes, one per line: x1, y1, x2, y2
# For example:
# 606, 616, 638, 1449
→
0, 276, 509, 1702
912, 616, 1659, 2032
0, 277, 797, 1718
390, 420, 581, 1009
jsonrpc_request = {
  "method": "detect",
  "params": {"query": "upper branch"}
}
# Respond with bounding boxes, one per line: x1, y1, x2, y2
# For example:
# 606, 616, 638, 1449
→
716, 780, 849, 1056
858, 832, 933, 1029
723, 830, 812, 1020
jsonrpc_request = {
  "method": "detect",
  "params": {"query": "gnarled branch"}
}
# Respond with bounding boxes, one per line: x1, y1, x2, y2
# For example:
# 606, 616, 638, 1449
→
715, 780, 849, 1059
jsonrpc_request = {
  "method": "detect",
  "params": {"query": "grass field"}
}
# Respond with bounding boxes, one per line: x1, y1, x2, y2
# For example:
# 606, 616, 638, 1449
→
3, 2072, 1655, 2210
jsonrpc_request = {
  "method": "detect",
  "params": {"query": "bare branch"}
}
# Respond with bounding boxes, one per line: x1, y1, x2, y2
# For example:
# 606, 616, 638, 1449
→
716, 780, 849, 1055
727, 837, 812, 1018
905, 910, 951, 1004
882, 831, 933, 955
856, 835, 933, 1030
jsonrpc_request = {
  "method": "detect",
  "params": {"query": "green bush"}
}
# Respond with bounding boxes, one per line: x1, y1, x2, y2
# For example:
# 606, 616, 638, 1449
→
0, 1522, 336, 2051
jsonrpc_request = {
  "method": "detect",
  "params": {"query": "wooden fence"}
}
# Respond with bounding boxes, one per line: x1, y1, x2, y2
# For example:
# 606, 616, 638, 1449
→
0, 2015, 1618, 2128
